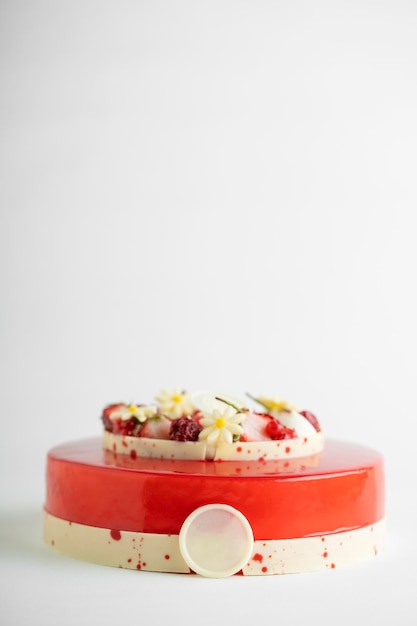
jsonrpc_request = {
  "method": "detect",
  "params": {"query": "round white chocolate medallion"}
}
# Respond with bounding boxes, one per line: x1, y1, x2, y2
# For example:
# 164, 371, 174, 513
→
178, 504, 254, 578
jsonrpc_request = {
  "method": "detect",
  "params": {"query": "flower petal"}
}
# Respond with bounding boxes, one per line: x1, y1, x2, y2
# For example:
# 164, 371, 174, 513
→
207, 429, 220, 444
221, 429, 233, 444
228, 424, 244, 435
199, 417, 215, 428
228, 413, 246, 424
198, 426, 213, 441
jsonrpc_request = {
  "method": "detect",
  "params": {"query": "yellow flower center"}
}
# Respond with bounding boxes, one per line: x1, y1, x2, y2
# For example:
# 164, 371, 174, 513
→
215, 417, 226, 429
172, 394, 183, 403
261, 398, 290, 412
272, 400, 289, 411
128, 405, 139, 413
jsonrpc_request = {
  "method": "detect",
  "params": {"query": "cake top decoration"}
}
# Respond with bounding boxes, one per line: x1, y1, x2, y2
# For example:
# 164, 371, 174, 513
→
101, 389, 323, 461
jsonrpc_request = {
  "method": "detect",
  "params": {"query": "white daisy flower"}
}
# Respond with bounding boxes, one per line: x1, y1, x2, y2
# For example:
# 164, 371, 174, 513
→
109, 404, 158, 423
155, 388, 195, 419
198, 405, 245, 445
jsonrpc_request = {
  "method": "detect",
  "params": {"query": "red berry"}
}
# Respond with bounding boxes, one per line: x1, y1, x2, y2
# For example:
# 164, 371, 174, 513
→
239, 411, 274, 442
111, 417, 140, 436
139, 416, 171, 439
299, 410, 321, 432
101, 403, 126, 431
169, 417, 201, 442
265, 419, 296, 440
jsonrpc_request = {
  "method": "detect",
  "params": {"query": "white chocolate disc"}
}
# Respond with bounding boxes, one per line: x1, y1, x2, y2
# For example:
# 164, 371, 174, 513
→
178, 504, 254, 578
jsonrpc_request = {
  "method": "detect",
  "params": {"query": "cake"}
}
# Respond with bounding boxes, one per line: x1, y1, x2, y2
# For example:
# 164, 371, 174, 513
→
43, 389, 385, 577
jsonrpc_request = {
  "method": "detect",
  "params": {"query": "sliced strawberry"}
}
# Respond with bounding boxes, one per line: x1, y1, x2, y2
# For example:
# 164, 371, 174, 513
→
190, 410, 205, 427
299, 410, 321, 432
139, 416, 171, 440
101, 403, 126, 431
265, 419, 296, 440
111, 417, 141, 436
239, 411, 275, 442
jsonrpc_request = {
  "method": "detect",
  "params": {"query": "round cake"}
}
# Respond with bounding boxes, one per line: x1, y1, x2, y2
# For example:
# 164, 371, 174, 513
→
43, 389, 385, 577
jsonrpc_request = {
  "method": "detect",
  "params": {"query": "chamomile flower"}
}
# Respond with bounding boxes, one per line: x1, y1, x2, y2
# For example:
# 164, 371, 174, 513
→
198, 405, 245, 444
155, 388, 195, 419
250, 395, 298, 413
109, 404, 158, 423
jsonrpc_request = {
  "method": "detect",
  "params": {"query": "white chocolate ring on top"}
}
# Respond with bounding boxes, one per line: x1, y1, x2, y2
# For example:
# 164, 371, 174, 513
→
103, 430, 324, 461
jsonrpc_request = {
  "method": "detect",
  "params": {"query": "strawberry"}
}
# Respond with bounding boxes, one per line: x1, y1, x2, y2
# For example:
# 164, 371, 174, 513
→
111, 417, 141, 436
239, 411, 275, 442
239, 411, 297, 441
265, 419, 296, 440
139, 416, 171, 440
190, 410, 205, 427
101, 403, 126, 431
299, 410, 321, 432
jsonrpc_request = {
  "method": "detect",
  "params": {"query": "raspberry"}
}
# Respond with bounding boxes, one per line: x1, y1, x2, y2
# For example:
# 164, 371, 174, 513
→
299, 410, 321, 432
265, 419, 296, 440
169, 417, 201, 442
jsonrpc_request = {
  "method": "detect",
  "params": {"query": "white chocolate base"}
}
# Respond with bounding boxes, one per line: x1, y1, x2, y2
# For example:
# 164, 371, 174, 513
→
43, 509, 385, 577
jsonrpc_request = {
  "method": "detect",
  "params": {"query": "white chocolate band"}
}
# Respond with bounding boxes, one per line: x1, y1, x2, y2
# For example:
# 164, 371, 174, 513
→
43, 509, 385, 577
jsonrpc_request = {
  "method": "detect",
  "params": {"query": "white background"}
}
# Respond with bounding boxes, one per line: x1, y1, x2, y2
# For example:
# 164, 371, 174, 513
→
1, 1, 416, 624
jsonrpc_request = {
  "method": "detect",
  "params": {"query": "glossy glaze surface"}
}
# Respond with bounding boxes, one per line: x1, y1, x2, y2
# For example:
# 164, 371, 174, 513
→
44, 438, 384, 540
